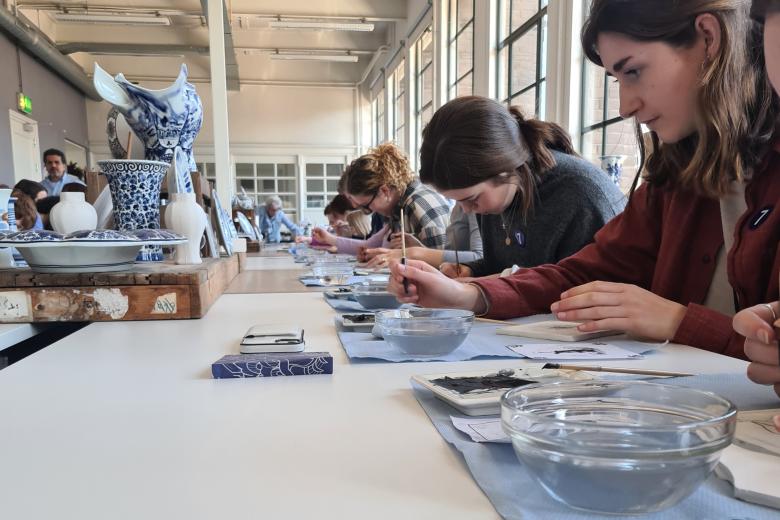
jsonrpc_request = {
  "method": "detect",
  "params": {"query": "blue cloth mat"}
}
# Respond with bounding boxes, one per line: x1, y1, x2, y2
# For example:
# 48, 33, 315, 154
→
337, 321, 659, 363
412, 373, 780, 520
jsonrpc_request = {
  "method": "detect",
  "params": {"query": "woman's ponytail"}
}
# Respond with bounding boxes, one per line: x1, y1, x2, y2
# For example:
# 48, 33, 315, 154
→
508, 106, 576, 174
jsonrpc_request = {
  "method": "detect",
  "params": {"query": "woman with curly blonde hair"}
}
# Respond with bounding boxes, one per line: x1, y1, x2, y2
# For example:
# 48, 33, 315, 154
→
311, 143, 450, 255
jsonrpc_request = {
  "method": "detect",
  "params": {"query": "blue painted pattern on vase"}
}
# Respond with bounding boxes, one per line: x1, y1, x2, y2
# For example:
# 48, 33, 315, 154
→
95, 63, 203, 171
8, 197, 17, 232
98, 159, 168, 261
600, 155, 626, 187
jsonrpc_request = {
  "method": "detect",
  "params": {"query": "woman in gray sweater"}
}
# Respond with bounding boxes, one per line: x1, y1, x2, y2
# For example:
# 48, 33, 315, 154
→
420, 95, 626, 278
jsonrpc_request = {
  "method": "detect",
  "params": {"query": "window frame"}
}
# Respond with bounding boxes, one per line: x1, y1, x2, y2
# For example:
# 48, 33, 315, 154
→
496, 0, 549, 118
447, 0, 475, 100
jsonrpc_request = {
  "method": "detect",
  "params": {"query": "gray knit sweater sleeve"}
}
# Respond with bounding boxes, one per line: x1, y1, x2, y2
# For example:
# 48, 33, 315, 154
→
441, 208, 484, 263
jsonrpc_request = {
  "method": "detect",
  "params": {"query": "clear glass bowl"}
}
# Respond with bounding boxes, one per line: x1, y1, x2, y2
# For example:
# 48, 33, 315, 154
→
309, 254, 354, 266
310, 263, 354, 286
500, 381, 736, 515
375, 308, 474, 356
353, 282, 402, 310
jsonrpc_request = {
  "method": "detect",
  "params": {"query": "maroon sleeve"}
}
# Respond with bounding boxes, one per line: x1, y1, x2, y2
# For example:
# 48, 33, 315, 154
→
672, 303, 747, 360
473, 183, 664, 319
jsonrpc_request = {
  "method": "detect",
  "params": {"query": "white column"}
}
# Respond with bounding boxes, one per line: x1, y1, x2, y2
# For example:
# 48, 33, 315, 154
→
404, 45, 416, 171
473, 0, 497, 98
545, 0, 583, 145
433, 0, 448, 108
207, 0, 232, 209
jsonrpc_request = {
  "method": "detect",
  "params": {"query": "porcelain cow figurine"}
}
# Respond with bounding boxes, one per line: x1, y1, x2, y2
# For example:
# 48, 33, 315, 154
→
93, 63, 203, 172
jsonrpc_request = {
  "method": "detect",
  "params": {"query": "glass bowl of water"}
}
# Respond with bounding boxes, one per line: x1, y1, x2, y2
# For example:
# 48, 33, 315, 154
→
375, 308, 474, 356
310, 263, 354, 286
353, 282, 402, 310
500, 380, 736, 515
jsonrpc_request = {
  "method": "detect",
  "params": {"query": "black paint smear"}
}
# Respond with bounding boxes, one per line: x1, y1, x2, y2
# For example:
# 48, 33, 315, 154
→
553, 347, 601, 354
432, 375, 537, 395
343, 313, 374, 323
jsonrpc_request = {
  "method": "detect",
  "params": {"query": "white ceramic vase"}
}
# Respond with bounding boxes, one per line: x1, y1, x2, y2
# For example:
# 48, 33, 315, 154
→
165, 192, 206, 265
50, 192, 98, 234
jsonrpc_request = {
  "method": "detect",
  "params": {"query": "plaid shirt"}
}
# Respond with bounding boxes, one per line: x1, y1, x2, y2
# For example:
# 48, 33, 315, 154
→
391, 180, 450, 248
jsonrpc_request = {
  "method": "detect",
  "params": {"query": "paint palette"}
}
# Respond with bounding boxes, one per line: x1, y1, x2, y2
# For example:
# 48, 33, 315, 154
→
412, 366, 593, 416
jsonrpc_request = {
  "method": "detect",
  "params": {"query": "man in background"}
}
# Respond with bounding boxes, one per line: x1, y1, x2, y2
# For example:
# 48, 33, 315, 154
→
41, 149, 85, 196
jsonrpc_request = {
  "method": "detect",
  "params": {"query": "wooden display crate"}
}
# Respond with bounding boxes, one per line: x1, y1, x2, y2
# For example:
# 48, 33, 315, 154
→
0, 254, 243, 323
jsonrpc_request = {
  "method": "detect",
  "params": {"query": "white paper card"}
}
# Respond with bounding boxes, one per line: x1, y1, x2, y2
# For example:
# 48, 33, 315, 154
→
497, 320, 620, 342
506, 342, 643, 360
716, 445, 780, 509
450, 416, 510, 443
734, 409, 780, 456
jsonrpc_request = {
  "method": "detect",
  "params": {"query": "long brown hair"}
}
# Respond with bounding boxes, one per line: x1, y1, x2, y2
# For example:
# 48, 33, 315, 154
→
582, 0, 778, 198
419, 95, 577, 219
11, 190, 39, 230
343, 143, 414, 197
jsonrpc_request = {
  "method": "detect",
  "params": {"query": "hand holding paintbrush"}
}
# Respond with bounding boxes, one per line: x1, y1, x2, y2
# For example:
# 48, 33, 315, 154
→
734, 302, 780, 417
399, 209, 409, 294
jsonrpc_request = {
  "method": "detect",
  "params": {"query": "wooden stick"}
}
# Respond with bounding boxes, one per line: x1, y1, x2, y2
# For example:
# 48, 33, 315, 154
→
125, 132, 133, 159
400, 209, 409, 294
476, 317, 512, 325
542, 363, 693, 377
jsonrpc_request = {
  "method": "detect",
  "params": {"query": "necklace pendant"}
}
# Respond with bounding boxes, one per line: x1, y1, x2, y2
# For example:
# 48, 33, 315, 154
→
505, 237, 511, 246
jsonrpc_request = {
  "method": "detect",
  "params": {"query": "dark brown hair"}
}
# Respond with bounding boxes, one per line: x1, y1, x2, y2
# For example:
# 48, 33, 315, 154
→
13, 179, 46, 199
61, 183, 87, 194
751, 0, 780, 21
324, 194, 354, 216
582, 0, 778, 198
11, 190, 39, 230
419, 95, 576, 219
343, 142, 414, 197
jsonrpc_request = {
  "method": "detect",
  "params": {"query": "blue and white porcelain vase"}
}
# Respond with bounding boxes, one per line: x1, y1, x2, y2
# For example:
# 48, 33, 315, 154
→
0, 189, 11, 232
93, 63, 203, 171
98, 159, 168, 261
600, 155, 626, 186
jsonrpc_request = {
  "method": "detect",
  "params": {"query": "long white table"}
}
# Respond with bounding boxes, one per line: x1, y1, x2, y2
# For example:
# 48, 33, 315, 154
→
0, 246, 752, 518
0, 286, 748, 519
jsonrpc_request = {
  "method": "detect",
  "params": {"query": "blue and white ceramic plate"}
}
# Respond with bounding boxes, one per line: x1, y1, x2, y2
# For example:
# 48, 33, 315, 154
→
235, 211, 256, 240
0, 229, 186, 273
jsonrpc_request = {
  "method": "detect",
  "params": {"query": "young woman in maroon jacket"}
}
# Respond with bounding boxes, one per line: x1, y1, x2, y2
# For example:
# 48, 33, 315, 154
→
733, 0, 780, 428
388, 0, 780, 359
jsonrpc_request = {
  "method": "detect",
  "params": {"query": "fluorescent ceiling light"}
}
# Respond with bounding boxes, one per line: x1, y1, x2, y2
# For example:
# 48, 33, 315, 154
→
50, 13, 171, 26
269, 20, 374, 32
270, 53, 358, 62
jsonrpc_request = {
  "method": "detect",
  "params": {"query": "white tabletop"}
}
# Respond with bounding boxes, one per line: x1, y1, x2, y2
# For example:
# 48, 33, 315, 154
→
0, 291, 747, 519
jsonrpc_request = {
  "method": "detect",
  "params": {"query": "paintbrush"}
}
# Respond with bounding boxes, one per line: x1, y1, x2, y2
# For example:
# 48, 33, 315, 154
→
475, 317, 512, 325
399, 209, 409, 294
542, 363, 693, 377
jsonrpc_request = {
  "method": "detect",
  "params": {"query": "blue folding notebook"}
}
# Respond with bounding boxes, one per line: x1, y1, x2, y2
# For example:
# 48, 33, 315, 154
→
212, 352, 333, 379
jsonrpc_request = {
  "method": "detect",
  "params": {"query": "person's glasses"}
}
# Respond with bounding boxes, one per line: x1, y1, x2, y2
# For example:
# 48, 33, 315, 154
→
358, 190, 379, 215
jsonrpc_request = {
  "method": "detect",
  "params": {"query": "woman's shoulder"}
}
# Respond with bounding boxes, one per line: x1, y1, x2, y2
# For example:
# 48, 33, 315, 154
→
542, 151, 624, 199
407, 179, 450, 210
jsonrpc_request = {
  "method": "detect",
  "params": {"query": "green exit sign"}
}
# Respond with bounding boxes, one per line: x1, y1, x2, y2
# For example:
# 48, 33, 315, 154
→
17, 93, 32, 114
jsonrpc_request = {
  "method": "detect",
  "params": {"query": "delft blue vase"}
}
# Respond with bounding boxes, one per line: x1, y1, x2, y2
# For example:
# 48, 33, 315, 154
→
0, 189, 11, 232
98, 159, 168, 261
599, 155, 626, 186
94, 63, 203, 172
8, 197, 17, 232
